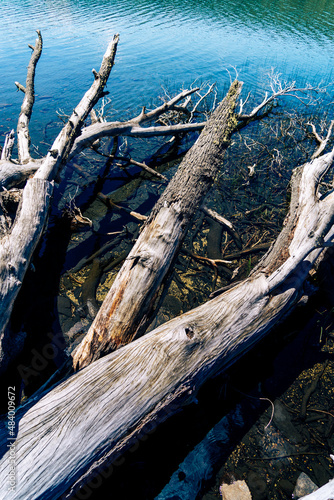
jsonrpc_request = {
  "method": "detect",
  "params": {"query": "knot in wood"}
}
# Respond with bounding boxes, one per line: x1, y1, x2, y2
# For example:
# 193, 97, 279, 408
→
184, 326, 194, 339
49, 149, 59, 158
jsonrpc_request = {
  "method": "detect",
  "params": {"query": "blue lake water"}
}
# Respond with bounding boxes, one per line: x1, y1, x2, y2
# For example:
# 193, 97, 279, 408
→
1, 0, 334, 151
1, 2, 334, 498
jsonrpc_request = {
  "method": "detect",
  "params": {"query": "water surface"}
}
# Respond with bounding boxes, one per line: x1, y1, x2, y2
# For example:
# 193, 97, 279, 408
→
1, 0, 334, 150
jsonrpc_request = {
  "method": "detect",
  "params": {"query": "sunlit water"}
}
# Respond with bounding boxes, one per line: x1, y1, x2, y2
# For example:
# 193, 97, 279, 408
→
1, 0, 334, 152
1, 2, 334, 497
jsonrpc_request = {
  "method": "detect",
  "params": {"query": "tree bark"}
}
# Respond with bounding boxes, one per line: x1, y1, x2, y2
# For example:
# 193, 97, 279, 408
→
72, 80, 242, 370
1, 149, 333, 499
0, 34, 120, 375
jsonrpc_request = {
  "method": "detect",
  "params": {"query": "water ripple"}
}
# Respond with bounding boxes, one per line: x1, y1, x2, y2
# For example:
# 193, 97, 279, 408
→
1, 0, 333, 141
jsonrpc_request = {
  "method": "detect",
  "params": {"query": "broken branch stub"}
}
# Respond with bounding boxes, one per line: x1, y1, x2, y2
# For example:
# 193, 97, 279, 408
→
72, 80, 243, 370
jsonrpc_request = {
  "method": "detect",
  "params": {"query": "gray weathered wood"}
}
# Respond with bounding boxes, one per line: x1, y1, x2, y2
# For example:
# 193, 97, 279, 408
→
0, 130, 15, 161
0, 34, 120, 373
16, 31, 42, 164
0, 149, 333, 499
300, 480, 334, 499
72, 80, 243, 370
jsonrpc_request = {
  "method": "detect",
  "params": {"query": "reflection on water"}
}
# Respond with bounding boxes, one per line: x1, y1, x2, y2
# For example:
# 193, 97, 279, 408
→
1, 0, 333, 150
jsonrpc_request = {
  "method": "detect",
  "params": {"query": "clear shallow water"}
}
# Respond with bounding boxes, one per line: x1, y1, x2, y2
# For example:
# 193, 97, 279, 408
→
1, 0, 334, 151
1, 3, 334, 497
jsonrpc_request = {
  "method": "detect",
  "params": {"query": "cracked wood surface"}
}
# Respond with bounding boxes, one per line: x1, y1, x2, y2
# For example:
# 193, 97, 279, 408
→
0, 149, 333, 499
0, 34, 119, 374
72, 80, 243, 370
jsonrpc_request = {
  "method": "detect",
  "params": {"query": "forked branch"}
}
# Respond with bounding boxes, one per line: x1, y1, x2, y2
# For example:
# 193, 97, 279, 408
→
307, 120, 334, 159
238, 70, 323, 122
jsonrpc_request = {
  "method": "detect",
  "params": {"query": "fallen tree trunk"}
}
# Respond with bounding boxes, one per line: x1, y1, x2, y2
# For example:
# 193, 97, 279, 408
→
300, 480, 334, 499
1, 149, 333, 499
72, 79, 242, 370
0, 33, 119, 374
0, 33, 317, 377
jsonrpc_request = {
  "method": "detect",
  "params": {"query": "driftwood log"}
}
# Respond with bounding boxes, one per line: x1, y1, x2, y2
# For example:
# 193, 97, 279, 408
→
1, 148, 334, 499
0, 32, 317, 376
72, 79, 242, 370
0, 33, 215, 375
71, 72, 316, 370
0, 33, 119, 375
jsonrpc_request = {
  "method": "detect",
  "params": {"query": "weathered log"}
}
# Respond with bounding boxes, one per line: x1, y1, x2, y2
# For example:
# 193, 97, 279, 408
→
0, 178, 53, 372
72, 80, 243, 370
0, 149, 333, 499
0, 34, 120, 374
300, 480, 334, 499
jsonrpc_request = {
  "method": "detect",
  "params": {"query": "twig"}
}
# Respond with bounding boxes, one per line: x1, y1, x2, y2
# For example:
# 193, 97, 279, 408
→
97, 192, 147, 221
307, 120, 334, 159
300, 360, 329, 419
201, 204, 242, 249
260, 397, 275, 429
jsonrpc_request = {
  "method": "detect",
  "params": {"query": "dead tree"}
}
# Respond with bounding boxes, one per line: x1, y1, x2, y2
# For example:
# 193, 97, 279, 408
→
0, 146, 334, 499
0, 33, 216, 374
72, 79, 242, 369
70, 72, 324, 370
1, 33, 334, 499
0, 32, 322, 377
0, 32, 120, 375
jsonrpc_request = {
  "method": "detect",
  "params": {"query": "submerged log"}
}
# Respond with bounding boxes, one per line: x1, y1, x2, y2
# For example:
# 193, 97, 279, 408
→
72, 79, 243, 370
0, 149, 334, 499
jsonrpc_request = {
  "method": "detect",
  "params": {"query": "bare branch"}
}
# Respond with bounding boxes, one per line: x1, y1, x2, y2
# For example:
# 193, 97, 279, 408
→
0, 33, 120, 366
238, 69, 324, 122
35, 34, 120, 181
17, 30, 43, 164
201, 204, 242, 249
69, 119, 205, 160
308, 120, 334, 159
119, 157, 168, 182
189, 83, 216, 121
14, 82, 26, 93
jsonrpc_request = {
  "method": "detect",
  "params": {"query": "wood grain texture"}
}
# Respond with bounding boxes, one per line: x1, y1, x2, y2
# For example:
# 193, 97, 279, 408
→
0, 178, 53, 374
299, 480, 334, 499
0, 35, 119, 373
72, 80, 243, 370
1, 150, 334, 499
